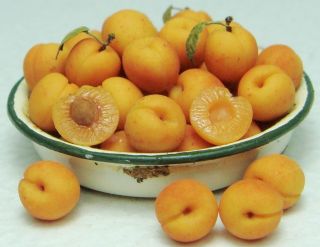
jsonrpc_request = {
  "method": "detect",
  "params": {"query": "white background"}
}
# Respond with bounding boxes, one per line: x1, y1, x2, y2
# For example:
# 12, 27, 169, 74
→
1, 0, 319, 246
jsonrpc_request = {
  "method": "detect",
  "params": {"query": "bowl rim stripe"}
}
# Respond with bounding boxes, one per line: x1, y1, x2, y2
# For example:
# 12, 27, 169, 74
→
7, 73, 314, 165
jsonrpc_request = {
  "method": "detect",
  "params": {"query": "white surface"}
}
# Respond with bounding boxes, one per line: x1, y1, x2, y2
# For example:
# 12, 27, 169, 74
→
0, 0, 319, 246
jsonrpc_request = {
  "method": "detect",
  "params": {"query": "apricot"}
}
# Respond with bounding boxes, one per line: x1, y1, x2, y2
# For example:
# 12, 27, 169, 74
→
219, 179, 283, 240
65, 38, 121, 87
169, 68, 224, 121
190, 86, 253, 145
124, 95, 186, 152
155, 179, 218, 243
101, 9, 157, 56
62, 31, 100, 52
241, 121, 261, 139
18, 160, 80, 220
173, 8, 212, 22
123, 37, 180, 93
244, 154, 305, 209
100, 130, 136, 152
52, 86, 119, 146
238, 65, 295, 122
23, 43, 67, 90
102, 77, 143, 130
175, 124, 212, 152
29, 73, 79, 132
159, 17, 208, 70
256, 44, 303, 89
204, 21, 258, 88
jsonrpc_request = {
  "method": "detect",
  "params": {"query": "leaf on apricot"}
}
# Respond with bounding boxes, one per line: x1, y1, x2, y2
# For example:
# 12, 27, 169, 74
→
186, 21, 208, 63
56, 26, 90, 58
162, 5, 173, 23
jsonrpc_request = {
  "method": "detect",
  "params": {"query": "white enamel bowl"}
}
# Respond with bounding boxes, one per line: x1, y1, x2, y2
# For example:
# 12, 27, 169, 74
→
7, 74, 314, 197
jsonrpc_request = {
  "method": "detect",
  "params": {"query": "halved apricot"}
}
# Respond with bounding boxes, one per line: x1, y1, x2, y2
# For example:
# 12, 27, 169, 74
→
52, 86, 119, 146
190, 87, 253, 145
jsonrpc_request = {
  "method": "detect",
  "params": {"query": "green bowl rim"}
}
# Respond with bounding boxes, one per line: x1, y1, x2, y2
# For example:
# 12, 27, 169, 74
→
7, 74, 314, 165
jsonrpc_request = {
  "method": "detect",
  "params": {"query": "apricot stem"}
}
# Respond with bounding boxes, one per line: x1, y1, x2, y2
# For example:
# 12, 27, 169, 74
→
186, 17, 234, 62
99, 33, 116, 52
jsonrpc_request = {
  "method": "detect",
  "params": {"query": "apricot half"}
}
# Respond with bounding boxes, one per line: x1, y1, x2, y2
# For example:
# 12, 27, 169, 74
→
190, 87, 253, 145
52, 86, 119, 146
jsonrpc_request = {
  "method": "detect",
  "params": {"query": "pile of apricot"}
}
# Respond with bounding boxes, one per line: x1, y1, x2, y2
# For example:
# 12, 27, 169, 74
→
24, 7, 303, 153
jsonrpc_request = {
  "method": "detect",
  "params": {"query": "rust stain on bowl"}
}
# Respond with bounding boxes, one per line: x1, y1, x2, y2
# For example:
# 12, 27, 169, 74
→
123, 166, 170, 183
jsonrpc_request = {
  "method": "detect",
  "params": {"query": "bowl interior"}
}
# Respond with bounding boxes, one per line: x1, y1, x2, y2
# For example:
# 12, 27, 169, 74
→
7, 73, 314, 165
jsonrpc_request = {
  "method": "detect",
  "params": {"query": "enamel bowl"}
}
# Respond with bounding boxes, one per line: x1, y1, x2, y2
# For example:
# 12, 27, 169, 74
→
7, 74, 314, 197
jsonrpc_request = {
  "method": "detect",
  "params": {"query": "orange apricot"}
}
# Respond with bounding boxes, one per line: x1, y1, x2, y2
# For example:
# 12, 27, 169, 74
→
219, 179, 283, 240
204, 21, 258, 88
244, 154, 305, 209
18, 160, 80, 221
125, 95, 186, 152
65, 38, 121, 87
175, 125, 212, 151
169, 68, 224, 121
256, 44, 303, 89
52, 86, 119, 146
101, 9, 157, 56
23, 43, 67, 90
100, 130, 136, 152
159, 17, 208, 70
29, 73, 79, 132
155, 179, 218, 242
238, 65, 295, 122
173, 8, 212, 22
122, 37, 180, 93
190, 87, 253, 145
102, 77, 143, 130
241, 121, 261, 139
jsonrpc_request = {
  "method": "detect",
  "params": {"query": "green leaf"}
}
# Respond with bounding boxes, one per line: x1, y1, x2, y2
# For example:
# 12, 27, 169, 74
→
186, 22, 208, 62
162, 5, 173, 23
56, 26, 89, 59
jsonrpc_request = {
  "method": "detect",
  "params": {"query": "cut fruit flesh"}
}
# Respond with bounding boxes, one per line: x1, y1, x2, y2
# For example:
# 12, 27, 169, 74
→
52, 86, 119, 146
190, 87, 253, 145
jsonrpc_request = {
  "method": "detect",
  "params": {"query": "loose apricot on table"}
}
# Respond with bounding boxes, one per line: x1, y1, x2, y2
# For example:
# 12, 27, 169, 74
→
155, 179, 218, 243
219, 179, 283, 240
18, 160, 80, 221
244, 154, 305, 209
